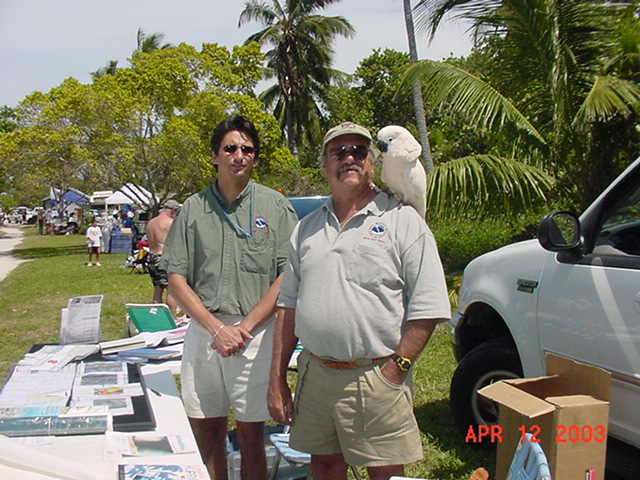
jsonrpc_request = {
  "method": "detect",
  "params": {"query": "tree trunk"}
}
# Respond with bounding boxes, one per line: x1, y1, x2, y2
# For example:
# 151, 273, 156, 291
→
285, 98, 297, 159
403, 0, 435, 173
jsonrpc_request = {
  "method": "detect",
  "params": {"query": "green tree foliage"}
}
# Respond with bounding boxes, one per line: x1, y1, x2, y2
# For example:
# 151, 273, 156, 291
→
91, 28, 174, 80
412, 0, 640, 211
328, 49, 415, 130
239, 0, 355, 158
0, 106, 18, 134
0, 106, 19, 205
0, 42, 295, 212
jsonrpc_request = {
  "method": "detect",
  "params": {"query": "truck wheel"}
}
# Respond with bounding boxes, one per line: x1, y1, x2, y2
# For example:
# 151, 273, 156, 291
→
449, 337, 522, 447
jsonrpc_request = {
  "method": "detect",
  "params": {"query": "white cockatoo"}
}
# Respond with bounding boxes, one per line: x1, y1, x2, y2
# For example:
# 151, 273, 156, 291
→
377, 125, 427, 218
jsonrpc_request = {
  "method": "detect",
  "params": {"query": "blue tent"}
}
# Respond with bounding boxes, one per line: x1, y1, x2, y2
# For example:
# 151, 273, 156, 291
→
45, 187, 90, 208
63, 189, 89, 204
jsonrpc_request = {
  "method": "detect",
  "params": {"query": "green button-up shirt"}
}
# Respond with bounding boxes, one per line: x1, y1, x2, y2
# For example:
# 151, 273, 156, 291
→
161, 181, 298, 316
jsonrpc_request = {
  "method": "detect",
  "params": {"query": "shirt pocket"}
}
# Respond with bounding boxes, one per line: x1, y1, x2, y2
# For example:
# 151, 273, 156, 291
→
240, 239, 275, 275
345, 243, 394, 289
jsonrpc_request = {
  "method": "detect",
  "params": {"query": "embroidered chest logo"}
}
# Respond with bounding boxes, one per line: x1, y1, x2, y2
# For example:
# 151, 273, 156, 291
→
369, 223, 386, 236
253, 216, 269, 234
366, 222, 388, 244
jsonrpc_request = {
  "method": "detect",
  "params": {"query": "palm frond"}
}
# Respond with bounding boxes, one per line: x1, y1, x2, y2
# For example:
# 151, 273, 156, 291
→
403, 60, 546, 145
238, 1, 277, 28
575, 75, 640, 123
427, 154, 555, 217
414, 0, 501, 42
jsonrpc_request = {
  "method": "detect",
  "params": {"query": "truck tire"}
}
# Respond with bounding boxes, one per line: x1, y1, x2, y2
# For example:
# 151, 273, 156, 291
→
449, 337, 522, 447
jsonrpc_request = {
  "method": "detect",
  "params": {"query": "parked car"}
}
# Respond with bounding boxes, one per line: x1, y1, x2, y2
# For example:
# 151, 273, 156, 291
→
449, 157, 640, 453
8, 206, 29, 223
288, 195, 328, 219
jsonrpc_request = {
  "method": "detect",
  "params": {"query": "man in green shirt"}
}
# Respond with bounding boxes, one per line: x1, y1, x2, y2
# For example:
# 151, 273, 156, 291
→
162, 115, 298, 480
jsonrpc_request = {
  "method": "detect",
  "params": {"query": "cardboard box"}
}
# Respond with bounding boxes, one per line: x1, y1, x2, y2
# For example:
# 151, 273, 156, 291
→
479, 353, 610, 480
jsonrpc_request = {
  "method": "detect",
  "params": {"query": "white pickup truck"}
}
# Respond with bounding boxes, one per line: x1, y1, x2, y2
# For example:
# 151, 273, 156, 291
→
450, 157, 640, 460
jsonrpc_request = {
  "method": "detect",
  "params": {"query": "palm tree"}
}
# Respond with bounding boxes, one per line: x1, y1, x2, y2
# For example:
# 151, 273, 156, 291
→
238, 0, 355, 157
402, 0, 434, 173
91, 59, 119, 79
410, 0, 640, 210
136, 28, 173, 53
91, 29, 172, 80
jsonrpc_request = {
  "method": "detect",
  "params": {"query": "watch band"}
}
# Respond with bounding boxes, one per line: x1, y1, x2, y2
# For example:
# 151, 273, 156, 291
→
391, 354, 412, 372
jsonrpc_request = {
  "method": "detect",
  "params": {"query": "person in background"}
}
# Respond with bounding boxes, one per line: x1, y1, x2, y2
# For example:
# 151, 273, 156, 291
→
161, 114, 298, 480
145, 200, 180, 317
100, 214, 115, 253
45, 209, 55, 235
85, 218, 102, 267
37, 211, 45, 235
268, 122, 451, 480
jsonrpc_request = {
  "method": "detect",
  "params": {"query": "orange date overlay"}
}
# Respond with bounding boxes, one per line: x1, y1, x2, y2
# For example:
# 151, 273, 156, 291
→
465, 425, 607, 443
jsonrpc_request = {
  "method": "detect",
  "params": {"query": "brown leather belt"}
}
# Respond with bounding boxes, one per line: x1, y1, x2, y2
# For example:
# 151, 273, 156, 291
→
308, 351, 390, 370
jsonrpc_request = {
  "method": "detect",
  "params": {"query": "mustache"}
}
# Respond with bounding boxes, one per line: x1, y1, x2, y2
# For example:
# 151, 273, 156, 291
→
337, 164, 364, 175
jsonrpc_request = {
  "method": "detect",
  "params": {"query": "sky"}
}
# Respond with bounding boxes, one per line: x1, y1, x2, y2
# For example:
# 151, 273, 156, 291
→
0, 0, 473, 108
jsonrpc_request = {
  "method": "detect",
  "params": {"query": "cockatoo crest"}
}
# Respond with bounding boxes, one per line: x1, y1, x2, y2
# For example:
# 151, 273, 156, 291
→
377, 125, 427, 218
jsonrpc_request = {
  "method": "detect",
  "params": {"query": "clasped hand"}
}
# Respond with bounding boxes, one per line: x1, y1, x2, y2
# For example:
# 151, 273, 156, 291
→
211, 324, 253, 357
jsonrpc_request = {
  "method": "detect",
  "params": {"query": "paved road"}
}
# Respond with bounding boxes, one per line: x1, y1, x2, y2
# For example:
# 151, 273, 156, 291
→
0, 224, 25, 282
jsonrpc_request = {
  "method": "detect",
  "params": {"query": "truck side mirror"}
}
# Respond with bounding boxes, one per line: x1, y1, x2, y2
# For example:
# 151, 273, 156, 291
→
537, 211, 580, 251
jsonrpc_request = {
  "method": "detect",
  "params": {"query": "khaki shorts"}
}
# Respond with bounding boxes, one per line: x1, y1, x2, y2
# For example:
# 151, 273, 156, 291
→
289, 349, 423, 467
180, 315, 273, 422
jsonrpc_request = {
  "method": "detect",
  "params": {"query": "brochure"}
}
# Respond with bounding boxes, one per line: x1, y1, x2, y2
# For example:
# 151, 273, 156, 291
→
107, 431, 197, 456
118, 464, 208, 480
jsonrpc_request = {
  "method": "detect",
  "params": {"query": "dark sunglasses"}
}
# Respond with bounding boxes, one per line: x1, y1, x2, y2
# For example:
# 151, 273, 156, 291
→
222, 144, 256, 156
329, 144, 369, 161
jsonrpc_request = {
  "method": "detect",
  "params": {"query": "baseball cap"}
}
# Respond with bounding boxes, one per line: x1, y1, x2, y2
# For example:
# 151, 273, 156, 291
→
322, 122, 372, 152
163, 200, 180, 210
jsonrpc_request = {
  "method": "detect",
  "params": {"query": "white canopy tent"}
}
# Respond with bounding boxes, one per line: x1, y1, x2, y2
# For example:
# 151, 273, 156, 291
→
101, 184, 157, 210
103, 191, 132, 206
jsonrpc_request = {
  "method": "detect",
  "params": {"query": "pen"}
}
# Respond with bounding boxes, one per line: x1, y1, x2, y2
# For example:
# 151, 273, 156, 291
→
149, 388, 162, 397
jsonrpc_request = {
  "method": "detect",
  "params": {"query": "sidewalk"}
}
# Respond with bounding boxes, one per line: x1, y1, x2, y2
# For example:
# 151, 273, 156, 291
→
0, 224, 25, 282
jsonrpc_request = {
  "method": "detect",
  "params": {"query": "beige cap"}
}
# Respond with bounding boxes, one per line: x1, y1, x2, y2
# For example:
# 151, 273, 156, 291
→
163, 200, 180, 210
322, 122, 372, 151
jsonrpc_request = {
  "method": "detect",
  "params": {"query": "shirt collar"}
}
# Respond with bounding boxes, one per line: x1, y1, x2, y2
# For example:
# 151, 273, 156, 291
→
211, 180, 253, 209
325, 186, 391, 219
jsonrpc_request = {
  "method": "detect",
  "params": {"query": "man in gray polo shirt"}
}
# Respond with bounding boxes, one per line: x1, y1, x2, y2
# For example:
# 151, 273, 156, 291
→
162, 115, 297, 480
268, 122, 451, 480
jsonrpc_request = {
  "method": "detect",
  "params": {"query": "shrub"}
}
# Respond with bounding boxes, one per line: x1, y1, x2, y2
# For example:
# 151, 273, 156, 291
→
431, 210, 545, 274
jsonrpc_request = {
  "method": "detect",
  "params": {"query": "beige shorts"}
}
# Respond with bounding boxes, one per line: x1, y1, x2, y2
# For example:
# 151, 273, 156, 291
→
180, 315, 273, 422
289, 349, 423, 467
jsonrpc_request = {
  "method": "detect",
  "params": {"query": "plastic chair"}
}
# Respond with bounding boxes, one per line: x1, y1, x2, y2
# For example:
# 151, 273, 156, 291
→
268, 431, 311, 480
505, 433, 552, 480
125, 303, 177, 336
268, 426, 362, 480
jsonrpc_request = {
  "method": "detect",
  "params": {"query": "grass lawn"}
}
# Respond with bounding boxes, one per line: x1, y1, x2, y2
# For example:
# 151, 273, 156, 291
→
0, 225, 494, 480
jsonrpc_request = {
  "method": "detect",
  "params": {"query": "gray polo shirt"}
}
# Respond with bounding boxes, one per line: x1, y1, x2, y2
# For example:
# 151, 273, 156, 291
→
278, 191, 451, 360
161, 181, 298, 316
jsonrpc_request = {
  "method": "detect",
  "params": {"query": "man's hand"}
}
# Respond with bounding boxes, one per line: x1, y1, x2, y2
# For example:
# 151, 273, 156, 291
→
211, 325, 253, 357
268, 379, 293, 426
380, 360, 406, 386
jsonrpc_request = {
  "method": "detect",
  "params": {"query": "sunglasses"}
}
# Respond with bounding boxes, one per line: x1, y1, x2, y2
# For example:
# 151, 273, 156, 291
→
222, 144, 256, 156
329, 144, 369, 162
